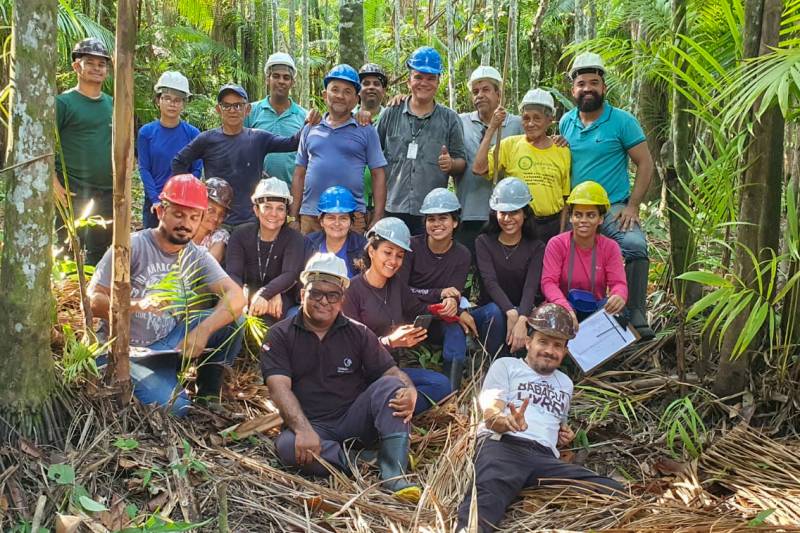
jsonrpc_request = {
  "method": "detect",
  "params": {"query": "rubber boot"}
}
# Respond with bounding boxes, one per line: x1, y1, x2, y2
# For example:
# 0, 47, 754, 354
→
447, 359, 465, 391
195, 364, 226, 413
625, 259, 655, 341
377, 432, 421, 503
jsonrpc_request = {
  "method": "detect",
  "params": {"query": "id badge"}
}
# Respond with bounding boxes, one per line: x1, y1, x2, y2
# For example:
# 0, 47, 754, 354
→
406, 141, 419, 160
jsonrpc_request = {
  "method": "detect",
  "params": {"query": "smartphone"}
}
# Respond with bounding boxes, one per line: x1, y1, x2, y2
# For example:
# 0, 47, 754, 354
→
413, 314, 433, 330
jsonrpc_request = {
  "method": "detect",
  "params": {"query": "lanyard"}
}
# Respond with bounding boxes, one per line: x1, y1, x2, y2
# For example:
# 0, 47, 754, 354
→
256, 235, 276, 287
407, 108, 434, 141
567, 235, 597, 295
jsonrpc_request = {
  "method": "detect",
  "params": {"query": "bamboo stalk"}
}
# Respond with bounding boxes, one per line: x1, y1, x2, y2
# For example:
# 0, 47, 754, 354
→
491, 0, 514, 185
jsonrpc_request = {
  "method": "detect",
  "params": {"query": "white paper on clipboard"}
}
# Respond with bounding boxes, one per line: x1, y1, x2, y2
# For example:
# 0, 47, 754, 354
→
567, 310, 637, 373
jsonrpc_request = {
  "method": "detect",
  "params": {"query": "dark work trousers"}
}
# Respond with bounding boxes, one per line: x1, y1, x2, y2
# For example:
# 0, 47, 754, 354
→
56, 184, 114, 266
385, 211, 425, 236
456, 435, 624, 532
533, 213, 563, 244
275, 376, 408, 476
142, 196, 159, 229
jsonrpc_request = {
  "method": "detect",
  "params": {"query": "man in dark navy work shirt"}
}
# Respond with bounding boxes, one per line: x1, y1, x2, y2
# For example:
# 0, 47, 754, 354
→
172, 84, 321, 226
261, 253, 422, 502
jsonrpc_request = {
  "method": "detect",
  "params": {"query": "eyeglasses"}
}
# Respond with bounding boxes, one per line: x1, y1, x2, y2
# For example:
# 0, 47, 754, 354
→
307, 288, 343, 303
571, 210, 601, 221
219, 102, 246, 111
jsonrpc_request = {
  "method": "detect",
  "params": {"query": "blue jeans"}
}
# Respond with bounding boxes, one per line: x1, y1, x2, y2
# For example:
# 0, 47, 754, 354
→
102, 313, 244, 417
470, 303, 508, 359
429, 320, 468, 364
142, 197, 159, 229
600, 202, 648, 261
402, 367, 451, 415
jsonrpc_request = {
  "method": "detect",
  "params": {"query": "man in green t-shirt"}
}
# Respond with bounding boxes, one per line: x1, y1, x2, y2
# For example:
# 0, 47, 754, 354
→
55, 37, 114, 265
357, 63, 388, 225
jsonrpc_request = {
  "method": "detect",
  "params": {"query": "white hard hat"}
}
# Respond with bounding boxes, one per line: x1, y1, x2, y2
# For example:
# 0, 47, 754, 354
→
519, 88, 555, 114
367, 217, 412, 252
251, 177, 293, 205
569, 52, 606, 79
489, 177, 532, 212
420, 188, 461, 215
300, 252, 350, 289
154, 71, 191, 96
468, 65, 503, 89
265, 52, 296, 75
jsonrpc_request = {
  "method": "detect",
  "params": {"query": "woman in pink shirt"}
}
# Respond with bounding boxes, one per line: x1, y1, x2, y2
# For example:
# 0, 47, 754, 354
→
541, 181, 627, 327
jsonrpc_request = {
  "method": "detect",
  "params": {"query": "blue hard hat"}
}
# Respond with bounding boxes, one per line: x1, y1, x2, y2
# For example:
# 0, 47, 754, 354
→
324, 64, 361, 93
318, 186, 357, 214
406, 46, 443, 75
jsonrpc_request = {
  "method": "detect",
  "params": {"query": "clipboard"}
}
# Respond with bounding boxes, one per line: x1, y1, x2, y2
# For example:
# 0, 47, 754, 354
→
567, 309, 639, 373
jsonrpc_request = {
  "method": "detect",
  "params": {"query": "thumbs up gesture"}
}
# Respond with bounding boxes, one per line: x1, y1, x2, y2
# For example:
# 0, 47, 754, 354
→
438, 144, 453, 173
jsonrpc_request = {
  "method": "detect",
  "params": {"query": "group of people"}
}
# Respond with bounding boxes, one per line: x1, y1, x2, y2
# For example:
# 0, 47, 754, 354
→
58, 36, 653, 530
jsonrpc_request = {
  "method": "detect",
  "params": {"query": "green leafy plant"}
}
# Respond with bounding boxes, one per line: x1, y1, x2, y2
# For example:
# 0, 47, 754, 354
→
113, 437, 140, 451
117, 515, 211, 533
659, 396, 707, 459
170, 439, 209, 478
60, 324, 112, 383
410, 344, 443, 370
573, 385, 640, 429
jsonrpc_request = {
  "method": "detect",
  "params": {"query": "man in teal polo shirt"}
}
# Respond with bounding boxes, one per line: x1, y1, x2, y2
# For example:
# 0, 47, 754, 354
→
245, 52, 307, 185
559, 52, 655, 339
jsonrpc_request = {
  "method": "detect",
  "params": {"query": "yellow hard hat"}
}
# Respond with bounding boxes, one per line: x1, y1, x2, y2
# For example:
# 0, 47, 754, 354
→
567, 181, 610, 209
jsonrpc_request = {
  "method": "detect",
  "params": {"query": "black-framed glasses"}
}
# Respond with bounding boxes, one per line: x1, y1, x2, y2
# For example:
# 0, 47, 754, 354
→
307, 288, 343, 303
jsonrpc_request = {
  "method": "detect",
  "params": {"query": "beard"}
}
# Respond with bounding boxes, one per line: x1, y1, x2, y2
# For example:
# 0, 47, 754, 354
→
162, 226, 193, 245
577, 91, 604, 112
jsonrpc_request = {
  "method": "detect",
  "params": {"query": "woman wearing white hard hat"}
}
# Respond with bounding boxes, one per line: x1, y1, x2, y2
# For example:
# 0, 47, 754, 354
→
225, 177, 305, 321
473, 88, 570, 244
343, 217, 454, 415
137, 71, 202, 228
473, 177, 546, 357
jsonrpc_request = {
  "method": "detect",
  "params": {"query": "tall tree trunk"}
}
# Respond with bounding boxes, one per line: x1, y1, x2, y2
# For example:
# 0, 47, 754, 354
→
509, 0, 519, 104
445, 0, 456, 109
574, 0, 587, 43
301, 0, 310, 107
0, 0, 62, 443
107, 0, 137, 408
288, 0, 297, 54
271, 0, 279, 53
528, 0, 550, 86
339, 0, 366, 69
393, 0, 402, 73
715, 0, 785, 397
668, 0, 699, 306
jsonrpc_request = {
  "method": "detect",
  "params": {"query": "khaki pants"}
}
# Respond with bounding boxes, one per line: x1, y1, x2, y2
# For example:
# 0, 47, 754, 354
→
300, 212, 367, 235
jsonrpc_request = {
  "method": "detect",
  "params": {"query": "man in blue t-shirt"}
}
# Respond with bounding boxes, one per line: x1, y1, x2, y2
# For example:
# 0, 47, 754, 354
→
289, 65, 387, 235
137, 71, 202, 228
558, 52, 654, 339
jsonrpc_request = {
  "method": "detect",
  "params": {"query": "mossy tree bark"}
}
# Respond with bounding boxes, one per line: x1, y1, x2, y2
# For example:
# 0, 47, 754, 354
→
338, 0, 366, 71
0, 0, 61, 442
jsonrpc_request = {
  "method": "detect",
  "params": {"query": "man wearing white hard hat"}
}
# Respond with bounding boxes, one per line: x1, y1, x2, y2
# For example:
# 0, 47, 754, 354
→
559, 52, 655, 339
137, 71, 202, 228
457, 66, 523, 254
245, 52, 308, 185
474, 88, 570, 243
263, 252, 422, 503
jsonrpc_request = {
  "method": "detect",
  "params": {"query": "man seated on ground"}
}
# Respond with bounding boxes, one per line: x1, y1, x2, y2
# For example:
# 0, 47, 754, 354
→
88, 174, 246, 416
456, 303, 624, 532
262, 253, 422, 503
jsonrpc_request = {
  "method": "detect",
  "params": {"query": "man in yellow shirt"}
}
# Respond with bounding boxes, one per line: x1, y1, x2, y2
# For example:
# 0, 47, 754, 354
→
473, 89, 570, 243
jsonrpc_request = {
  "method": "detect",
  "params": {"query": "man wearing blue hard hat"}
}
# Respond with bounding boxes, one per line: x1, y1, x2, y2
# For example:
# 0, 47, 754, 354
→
290, 64, 388, 235
377, 46, 467, 236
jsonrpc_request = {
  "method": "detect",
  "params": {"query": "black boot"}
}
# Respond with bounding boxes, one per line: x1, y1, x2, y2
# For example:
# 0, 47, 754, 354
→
195, 364, 225, 409
377, 432, 421, 503
447, 359, 465, 391
625, 259, 655, 341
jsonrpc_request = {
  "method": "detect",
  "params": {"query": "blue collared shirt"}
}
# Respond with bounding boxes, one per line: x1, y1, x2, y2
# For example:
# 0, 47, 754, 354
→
558, 103, 646, 204
295, 114, 387, 215
245, 97, 307, 184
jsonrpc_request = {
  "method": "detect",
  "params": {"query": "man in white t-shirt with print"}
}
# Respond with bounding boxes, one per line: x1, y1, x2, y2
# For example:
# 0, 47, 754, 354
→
456, 303, 624, 532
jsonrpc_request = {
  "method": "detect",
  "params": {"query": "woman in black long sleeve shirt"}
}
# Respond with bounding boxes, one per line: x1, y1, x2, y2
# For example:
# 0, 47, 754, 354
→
225, 178, 304, 321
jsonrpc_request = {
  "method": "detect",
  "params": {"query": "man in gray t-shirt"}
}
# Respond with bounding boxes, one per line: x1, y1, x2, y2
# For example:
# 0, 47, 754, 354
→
88, 174, 246, 416
458, 66, 522, 254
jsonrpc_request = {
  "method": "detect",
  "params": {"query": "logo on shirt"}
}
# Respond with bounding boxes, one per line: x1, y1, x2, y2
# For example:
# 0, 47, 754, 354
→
518, 156, 533, 170
337, 357, 354, 374
516, 381, 570, 419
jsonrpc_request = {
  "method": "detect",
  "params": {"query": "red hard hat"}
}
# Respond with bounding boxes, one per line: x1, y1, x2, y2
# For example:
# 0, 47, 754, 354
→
159, 174, 208, 210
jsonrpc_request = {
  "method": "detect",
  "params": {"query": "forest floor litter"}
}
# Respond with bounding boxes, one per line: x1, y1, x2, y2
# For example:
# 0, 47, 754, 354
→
2, 279, 799, 532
